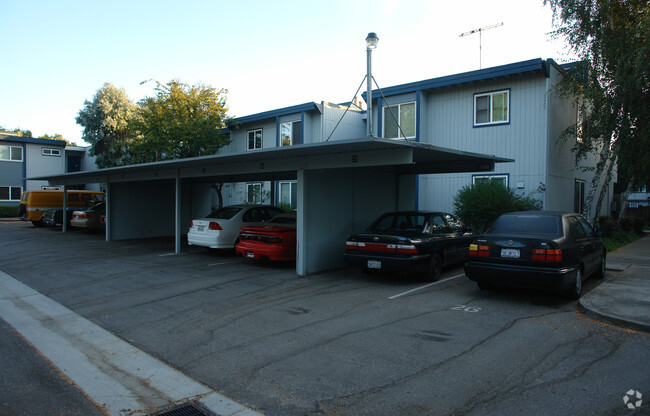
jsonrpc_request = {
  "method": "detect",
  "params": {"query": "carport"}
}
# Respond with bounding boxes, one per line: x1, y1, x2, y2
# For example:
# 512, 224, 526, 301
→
31, 137, 510, 276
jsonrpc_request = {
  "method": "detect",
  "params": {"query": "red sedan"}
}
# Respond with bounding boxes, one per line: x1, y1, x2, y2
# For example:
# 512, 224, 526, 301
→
235, 212, 297, 261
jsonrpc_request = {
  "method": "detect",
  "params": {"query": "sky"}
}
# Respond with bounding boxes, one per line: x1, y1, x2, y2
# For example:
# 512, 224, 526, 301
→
0, 0, 575, 146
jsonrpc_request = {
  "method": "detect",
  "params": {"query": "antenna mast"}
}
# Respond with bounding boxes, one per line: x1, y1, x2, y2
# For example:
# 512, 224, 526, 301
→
459, 22, 503, 69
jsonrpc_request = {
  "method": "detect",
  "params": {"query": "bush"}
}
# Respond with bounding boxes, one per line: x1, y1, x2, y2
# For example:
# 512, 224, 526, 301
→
598, 216, 618, 238
0, 206, 19, 217
453, 181, 542, 232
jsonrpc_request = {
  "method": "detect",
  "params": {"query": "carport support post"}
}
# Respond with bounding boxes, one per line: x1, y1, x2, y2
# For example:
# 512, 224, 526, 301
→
62, 186, 67, 233
105, 180, 111, 242
175, 171, 181, 255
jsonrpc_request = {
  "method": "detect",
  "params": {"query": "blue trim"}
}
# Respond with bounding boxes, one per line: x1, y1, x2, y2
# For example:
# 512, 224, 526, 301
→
415, 91, 421, 143
414, 175, 419, 210
376, 97, 383, 137
362, 58, 553, 102
275, 116, 280, 147
22, 143, 26, 192
228, 102, 320, 127
300, 112, 304, 145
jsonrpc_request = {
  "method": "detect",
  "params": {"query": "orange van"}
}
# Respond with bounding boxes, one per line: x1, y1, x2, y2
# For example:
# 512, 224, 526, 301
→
19, 190, 105, 226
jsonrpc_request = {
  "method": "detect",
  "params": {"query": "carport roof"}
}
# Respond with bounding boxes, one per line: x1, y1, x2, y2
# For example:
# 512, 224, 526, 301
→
29, 137, 512, 185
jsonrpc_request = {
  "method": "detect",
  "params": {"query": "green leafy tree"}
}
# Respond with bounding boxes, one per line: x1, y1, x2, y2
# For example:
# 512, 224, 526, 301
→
544, 0, 650, 222
38, 133, 77, 146
453, 180, 542, 232
76, 83, 137, 168
130, 80, 231, 163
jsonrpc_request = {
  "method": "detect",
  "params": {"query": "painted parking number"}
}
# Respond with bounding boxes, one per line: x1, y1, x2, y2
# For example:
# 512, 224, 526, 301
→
451, 305, 482, 313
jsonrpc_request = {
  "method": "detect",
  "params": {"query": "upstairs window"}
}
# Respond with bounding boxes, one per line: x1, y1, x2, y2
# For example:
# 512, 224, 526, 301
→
42, 148, 61, 156
0, 145, 23, 162
474, 90, 509, 126
383, 102, 416, 139
247, 129, 263, 150
280, 121, 301, 146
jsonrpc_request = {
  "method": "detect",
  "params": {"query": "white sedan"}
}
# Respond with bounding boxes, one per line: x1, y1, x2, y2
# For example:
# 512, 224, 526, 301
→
187, 205, 285, 249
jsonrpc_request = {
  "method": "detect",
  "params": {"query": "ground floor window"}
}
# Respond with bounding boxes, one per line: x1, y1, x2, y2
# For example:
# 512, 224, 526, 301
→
0, 186, 22, 201
472, 174, 508, 187
279, 181, 297, 209
574, 179, 586, 214
247, 183, 263, 204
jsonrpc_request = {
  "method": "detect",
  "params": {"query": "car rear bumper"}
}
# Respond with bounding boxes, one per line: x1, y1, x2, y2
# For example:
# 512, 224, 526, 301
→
187, 233, 232, 249
464, 261, 579, 290
344, 252, 431, 273
235, 241, 296, 261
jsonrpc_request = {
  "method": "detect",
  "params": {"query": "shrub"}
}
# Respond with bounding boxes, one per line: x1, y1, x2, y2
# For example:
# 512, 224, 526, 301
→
0, 206, 19, 217
598, 216, 618, 237
453, 180, 542, 232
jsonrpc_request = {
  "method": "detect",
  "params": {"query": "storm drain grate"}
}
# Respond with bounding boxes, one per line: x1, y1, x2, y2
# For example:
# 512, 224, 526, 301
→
149, 401, 218, 416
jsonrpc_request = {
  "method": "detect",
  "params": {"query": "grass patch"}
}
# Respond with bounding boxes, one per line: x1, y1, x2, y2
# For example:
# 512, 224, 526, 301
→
603, 231, 639, 252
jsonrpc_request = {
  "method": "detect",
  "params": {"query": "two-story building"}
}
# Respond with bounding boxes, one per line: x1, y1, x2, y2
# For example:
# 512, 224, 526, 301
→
0, 132, 98, 208
220, 58, 613, 218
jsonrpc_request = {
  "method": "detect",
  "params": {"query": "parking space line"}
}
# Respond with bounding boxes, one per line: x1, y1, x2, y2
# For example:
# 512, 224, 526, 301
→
388, 273, 465, 299
208, 260, 245, 267
159, 249, 206, 257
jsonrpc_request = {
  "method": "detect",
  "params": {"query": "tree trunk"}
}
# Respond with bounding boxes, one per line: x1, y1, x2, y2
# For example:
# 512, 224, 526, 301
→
618, 177, 635, 221
210, 183, 224, 209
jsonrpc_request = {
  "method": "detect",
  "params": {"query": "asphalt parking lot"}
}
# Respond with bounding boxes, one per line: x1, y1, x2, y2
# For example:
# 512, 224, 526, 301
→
1, 221, 648, 416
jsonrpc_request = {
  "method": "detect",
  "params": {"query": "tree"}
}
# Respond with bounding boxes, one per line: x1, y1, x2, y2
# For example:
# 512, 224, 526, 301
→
130, 80, 231, 163
545, 0, 650, 223
76, 83, 137, 168
453, 180, 542, 232
38, 133, 77, 146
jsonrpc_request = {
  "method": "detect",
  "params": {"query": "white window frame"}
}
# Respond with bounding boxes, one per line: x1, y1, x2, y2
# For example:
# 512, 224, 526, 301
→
42, 186, 62, 190
473, 90, 510, 126
247, 129, 263, 151
247, 182, 263, 204
278, 181, 297, 209
382, 101, 416, 139
0, 145, 23, 162
0, 185, 23, 201
575, 179, 586, 214
42, 147, 62, 156
280, 121, 301, 147
472, 174, 509, 187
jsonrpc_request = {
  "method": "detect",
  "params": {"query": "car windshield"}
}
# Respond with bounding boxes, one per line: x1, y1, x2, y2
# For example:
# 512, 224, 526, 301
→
368, 214, 427, 232
488, 214, 562, 236
207, 207, 242, 220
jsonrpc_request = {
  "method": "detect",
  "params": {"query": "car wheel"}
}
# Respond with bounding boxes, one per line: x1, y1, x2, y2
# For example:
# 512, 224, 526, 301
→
477, 280, 494, 290
426, 253, 442, 282
596, 253, 606, 279
565, 268, 583, 300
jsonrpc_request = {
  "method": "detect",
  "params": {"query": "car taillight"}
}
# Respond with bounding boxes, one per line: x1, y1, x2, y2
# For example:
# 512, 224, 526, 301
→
260, 235, 282, 244
190, 220, 194, 227
389, 244, 418, 254
346, 241, 362, 250
532, 248, 563, 262
208, 221, 222, 230
469, 244, 490, 256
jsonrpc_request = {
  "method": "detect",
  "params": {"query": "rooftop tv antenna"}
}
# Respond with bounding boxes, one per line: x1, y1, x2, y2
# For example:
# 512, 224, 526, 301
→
459, 22, 504, 69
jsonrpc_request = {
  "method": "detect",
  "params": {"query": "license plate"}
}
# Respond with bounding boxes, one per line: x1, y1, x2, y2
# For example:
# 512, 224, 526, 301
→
367, 260, 381, 269
501, 248, 520, 258
246, 251, 255, 258
197, 226, 205, 232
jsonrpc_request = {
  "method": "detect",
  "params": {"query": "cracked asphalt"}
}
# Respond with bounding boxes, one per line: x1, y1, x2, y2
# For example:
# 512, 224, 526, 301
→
1, 221, 648, 416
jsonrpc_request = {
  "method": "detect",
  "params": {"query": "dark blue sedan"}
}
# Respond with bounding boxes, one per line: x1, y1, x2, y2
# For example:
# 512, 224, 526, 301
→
464, 211, 606, 299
